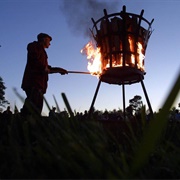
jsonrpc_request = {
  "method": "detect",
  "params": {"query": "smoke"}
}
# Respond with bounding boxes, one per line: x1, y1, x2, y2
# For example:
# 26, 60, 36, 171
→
60, 0, 121, 38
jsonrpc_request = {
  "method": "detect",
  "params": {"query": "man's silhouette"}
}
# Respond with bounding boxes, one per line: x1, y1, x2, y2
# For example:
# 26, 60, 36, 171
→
21, 33, 68, 116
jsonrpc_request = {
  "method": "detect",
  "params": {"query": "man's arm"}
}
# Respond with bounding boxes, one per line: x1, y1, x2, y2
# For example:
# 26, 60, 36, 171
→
48, 66, 68, 75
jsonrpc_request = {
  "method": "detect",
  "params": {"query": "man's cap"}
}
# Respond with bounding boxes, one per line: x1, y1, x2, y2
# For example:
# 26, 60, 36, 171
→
37, 33, 52, 41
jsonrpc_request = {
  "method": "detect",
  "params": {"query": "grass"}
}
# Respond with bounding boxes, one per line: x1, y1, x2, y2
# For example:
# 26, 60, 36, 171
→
0, 71, 179, 179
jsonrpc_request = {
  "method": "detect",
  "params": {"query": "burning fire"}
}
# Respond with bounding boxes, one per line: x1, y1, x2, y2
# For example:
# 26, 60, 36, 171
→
81, 41, 102, 76
81, 37, 145, 76
136, 42, 145, 70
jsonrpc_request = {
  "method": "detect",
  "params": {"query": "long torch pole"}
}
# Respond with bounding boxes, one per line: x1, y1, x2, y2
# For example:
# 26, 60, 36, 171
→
67, 71, 90, 75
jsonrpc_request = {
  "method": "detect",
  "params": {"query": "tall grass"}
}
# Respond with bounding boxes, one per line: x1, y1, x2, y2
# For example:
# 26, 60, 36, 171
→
0, 71, 179, 179
129, 70, 180, 178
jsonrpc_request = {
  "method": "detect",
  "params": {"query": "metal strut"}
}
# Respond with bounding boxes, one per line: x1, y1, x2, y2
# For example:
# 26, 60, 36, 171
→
122, 83, 126, 119
89, 80, 102, 115
140, 80, 153, 116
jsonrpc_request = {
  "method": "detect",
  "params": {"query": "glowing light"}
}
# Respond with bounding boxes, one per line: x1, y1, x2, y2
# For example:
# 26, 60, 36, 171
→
81, 38, 145, 75
137, 42, 145, 70
81, 41, 102, 76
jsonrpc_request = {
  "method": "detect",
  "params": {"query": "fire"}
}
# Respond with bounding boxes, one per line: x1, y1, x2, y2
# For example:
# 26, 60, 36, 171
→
128, 37, 145, 71
81, 41, 102, 76
81, 38, 145, 75
137, 42, 145, 70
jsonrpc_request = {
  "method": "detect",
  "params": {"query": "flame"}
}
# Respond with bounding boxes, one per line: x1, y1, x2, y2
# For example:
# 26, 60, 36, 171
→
137, 42, 145, 70
81, 41, 102, 76
81, 37, 145, 75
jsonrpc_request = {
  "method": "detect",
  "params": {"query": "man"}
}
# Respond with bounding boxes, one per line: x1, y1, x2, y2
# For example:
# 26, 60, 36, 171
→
3, 106, 12, 115
49, 107, 56, 117
21, 33, 68, 116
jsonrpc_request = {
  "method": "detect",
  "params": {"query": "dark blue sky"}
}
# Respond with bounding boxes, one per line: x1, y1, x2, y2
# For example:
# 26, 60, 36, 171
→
0, 0, 179, 115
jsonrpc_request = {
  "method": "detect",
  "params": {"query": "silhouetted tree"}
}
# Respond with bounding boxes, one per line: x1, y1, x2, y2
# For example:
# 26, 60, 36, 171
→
0, 76, 9, 107
128, 95, 143, 115
126, 105, 133, 116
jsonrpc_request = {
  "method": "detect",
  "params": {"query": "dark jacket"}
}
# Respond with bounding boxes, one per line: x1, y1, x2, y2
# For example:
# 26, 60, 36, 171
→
21, 41, 51, 94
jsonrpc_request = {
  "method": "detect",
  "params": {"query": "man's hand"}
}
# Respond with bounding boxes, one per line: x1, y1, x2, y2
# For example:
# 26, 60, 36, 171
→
49, 67, 68, 75
59, 68, 68, 75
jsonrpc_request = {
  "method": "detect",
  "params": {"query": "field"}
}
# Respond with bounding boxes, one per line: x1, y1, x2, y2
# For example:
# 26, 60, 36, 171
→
0, 72, 179, 179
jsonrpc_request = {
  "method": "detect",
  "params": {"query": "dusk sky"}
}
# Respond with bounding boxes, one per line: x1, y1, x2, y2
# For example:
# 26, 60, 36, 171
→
0, 0, 180, 116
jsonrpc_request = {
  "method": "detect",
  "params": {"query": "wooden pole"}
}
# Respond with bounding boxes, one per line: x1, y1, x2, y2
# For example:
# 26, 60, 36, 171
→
67, 71, 90, 75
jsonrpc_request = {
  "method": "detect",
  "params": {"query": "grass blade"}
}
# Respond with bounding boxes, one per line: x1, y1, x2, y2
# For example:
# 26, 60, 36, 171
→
130, 71, 180, 177
61, 93, 74, 117
53, 95, 61, 113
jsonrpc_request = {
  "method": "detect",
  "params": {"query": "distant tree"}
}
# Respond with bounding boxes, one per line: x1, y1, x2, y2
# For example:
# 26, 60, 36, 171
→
126, 105, 133, 116
127, 95, 143, 115
0, 76, 9, 107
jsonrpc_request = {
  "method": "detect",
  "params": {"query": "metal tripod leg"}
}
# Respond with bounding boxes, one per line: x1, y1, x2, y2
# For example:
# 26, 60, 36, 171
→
89, 79, 102, 115
122, 83, 126, 119
140, 80, 153, 116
